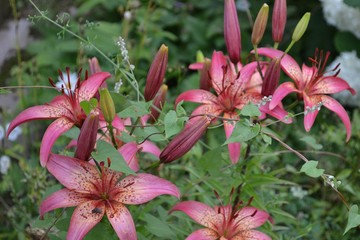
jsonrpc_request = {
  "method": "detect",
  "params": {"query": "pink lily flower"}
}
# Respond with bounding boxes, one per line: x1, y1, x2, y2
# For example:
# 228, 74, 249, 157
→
40, 154, 180, 240
170, 201, 270, 240
6, 69, 111, 166
257, 48, 356, 141
174, 51, 288, 164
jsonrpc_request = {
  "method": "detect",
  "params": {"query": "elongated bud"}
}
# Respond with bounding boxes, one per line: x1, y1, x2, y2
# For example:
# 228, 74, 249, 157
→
251, 4, 269, 46
160, 117, 210, 163
199, 58, 212, 91
196, 50, 205, 63
292, 12, 311, 42
99, 88, 116, 123
261, 58, 281, 96
272, 0, 287, 44
75, 112, 99, 161
224, 0, 241, 64
149, 84, 168, 122
144, 44, 168, 101
88, 57, 102, 74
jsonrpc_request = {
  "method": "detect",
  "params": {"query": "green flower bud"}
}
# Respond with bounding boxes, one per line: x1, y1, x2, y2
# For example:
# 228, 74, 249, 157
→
292, 12, 311, 42
99, 88, 116, 123
252, 4, 269, 46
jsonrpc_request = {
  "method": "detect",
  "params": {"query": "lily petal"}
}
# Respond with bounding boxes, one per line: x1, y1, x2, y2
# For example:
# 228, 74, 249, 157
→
233, 230, 271, 240
223, 112, 241, 164
321, 95, 352, 141
170, 201, 220, 229
234, 206, 270, 230
78, 72, 111, 102
67, 200, 105, 240
46, 154, 100, 192
259, 103, 292, 124
175, 89, 218, 106
6, 105, 68, 138
186, 228, 218, 240
303, 95, 321, 132
311, 76, 356, 95
139, 141, 161, 157
39, 188, 89, 218
269, 82, 298, 110
118, 142, 140, 172
115, 173, 180, 204
189, 62, 204, 70
40, 117, 74, 166
210, 51, 228, 94
107, 202, 137, 240
257, 47, 303, 85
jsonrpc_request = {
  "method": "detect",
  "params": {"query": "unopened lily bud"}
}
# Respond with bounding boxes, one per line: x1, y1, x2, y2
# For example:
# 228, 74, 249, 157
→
88, 57, 102, 75
261, 58, 281, 96
160, 117, 210, 163
150, 84, 168, 122
272, 0, 287, 44
224, 0, 241, 64
292, 12, 311, 42
199, 58, 211, 91
251, 4, 269, 46
144, 44, 168, 101
196, 50, 205, 63
99, 88, 116, 123
75, 112, 99, 161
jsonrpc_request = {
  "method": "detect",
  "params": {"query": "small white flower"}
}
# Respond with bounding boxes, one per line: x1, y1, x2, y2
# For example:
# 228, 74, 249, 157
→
290, 186, 308, 199
56, 72, 78, 95
114, 80, 123, 93
0, 155, 11, 174
6, 123, 22, 141
0, 125, 4, 141
236, 0, 250, 12
124, 11, 132, 20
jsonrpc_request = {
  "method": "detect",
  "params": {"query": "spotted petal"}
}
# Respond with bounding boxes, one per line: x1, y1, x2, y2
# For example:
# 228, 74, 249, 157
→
115, 173, 180, 204
234, 206, 270, 230
223, 112, 241, 164
78, 72, 111, 102
186, 228, 218, 240
107, 202, 137, 240
321, 95, 352, 141
210, 51, 228, 94
303, 94, 321, 133
40, 117, 74, 166
311, 76, 356, 95
46, 154, 100, 193
170, 201, 220, 229
175, 89, 217, 106
257, 47, 303, 85
269, 82, 298, 110
233, 230, 271, 240
67, 200, 105, 240
119, 142, 140, 172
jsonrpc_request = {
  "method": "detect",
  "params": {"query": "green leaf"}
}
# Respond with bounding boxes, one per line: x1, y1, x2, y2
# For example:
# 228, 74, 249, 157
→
92, 140, 135, 175
175, 101, 187, 116
344, 205, 360, 235
117, 101, 150, 118
80, 98, 97, 115
224, 120, 260, 144
0, 88, 11, 94
261, 132, 272, 144
164, 110, 187, 138
335, 32, 360, 56
240, 103, 261, 117
143, 213, 176, 238
300, 136, 323, 150
300, 160, 324, 178
344, 0, 360, 8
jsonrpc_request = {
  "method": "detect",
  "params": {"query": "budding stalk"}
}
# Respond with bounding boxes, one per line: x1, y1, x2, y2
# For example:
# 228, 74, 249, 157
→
75, 112, 99, 161
99, 88, 116, 123
224, 0, 241, 64
272, 0, 287, 48
149, 84, 168, 122
251, 4, 269, 47
286, 12, 311, 53
144, 44, 168, 101
261, 58, 281, 96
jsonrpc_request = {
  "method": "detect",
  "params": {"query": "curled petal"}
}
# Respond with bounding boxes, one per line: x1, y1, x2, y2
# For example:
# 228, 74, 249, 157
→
256, 48, 303, 85
40, 189, 89, 218
321, 95, 352, 141
311, 76, 356, 95
107, 202, 137, 240
67, 200, 105, 240
119, 142, 140, 172
223, 112, 241, 164
303, 95, 321, 132
40, 118, 74, 166
235, 206, 270, 230
170, 201, 220, 229
233, 230, 271, 240
115, 173, 180, 204
186, 228, 218, 240
78, 72, 111, 102
269, 82, 298, 110
46, 154, 100, 192
176, 89, 217, 106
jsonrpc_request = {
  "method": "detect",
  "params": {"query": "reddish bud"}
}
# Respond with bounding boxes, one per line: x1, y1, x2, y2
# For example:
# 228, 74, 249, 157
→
261, 58, 281, 96
251, 4, 269, 46
144, 44, 168, 101
149, 84, 168, 122
199, 58, 212, 91
75, 112, 99, 161
160, 117, 210, 163
88, 57, 102, 74
272, 0, 287, 43
224, 0, 241, 64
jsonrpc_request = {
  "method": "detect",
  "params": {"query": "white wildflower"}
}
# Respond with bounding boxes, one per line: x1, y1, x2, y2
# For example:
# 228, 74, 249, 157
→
320, 0, 360, 39
0, 155, 10, 174
114, 79, 123, 93
116, 36, 130, 62
56, 71, 78, 95
326, 51, 360, 107
290, 186, 308, 199
124, 11, 132, 20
